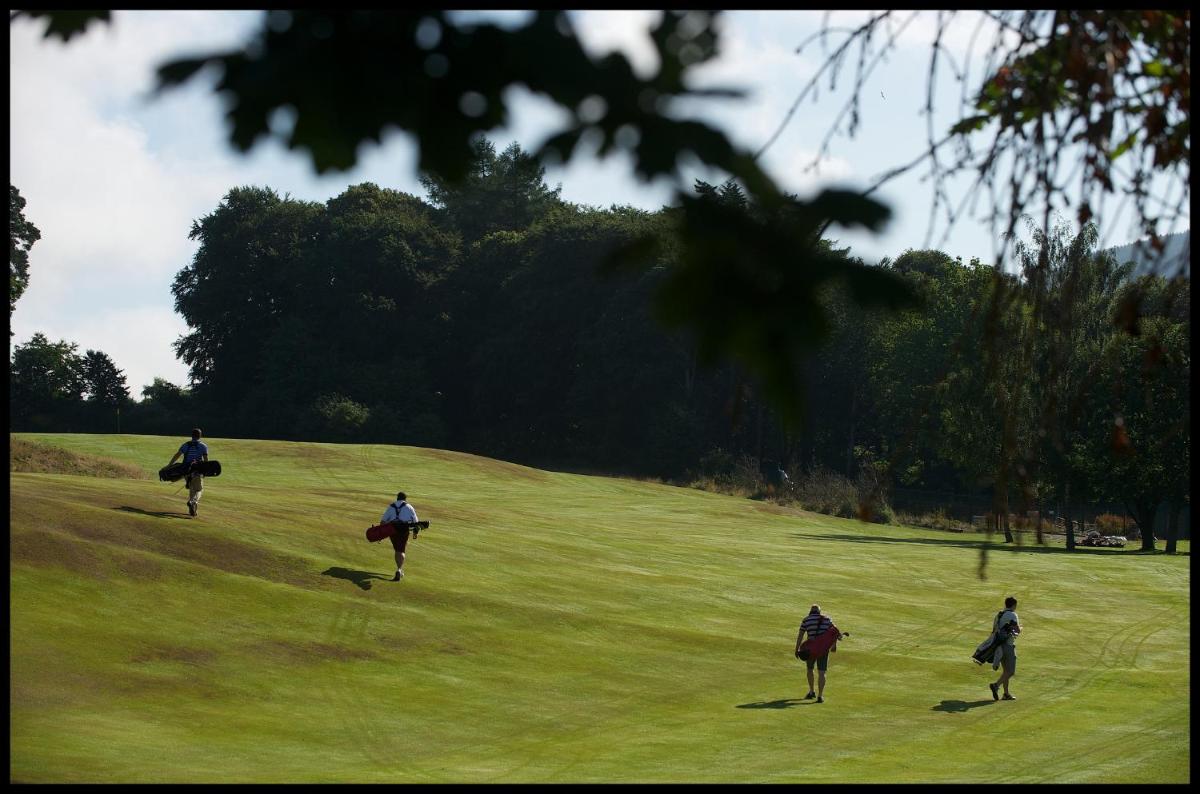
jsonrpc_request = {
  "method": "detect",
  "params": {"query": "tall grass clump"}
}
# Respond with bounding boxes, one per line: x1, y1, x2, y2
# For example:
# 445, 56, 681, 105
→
895, 507, 971, 533
687, 449, 767, 498
786, 465, 855, 518
685, 451, 894, 524
9, 436, 149, 479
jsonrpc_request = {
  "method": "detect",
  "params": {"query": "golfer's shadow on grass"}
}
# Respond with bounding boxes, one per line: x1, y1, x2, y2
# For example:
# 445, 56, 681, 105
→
322, 567, 392, 591
931, 699, 995, 713
116, 506, 190, 520
736, 698, 810, 709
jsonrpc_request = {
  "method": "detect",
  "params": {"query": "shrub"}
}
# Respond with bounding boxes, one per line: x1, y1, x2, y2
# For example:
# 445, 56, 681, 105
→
854, 463, 893, 524
1095, 513, 1128, 535
897, 508, 971, 532
685, 458, 893, 522
728, 454, 766, 496
311, 393, 371, 441
697, 447, 735, 479
688, 450, 766, 498
861, 498, 895, 525
794, 466, 859, 518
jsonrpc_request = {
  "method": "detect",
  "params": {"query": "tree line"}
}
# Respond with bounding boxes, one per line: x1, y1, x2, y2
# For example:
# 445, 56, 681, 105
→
8, 142, 1189, 550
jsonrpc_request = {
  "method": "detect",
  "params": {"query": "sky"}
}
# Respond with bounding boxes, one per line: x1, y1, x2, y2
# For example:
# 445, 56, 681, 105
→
9, 10, 1187, 396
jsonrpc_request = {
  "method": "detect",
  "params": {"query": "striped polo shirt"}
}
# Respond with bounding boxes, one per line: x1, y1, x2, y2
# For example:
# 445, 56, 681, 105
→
179, 440, 208, 464
801, 612, 833, 637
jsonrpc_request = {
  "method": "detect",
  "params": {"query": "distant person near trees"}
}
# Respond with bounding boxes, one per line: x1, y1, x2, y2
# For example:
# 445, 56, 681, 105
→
167, 428, 208, 517
777, 463, 792, 495
795, 604, 847, 703
380, 491, 421, 581
988, 596, 1022, 701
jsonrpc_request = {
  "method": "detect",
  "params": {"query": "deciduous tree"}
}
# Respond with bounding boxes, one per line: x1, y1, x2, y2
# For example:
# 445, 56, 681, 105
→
9, 185, 41, 323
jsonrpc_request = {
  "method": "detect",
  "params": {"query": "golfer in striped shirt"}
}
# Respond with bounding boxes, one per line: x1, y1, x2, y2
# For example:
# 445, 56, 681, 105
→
796, 604, 835, 703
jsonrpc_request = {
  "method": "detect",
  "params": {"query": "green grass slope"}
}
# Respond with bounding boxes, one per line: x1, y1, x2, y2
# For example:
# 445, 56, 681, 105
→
9, 433, 1190, 783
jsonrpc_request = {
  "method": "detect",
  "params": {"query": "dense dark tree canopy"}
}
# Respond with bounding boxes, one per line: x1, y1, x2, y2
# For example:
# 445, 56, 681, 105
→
9, 333, 83, 429
10, 184, 41, 321
81, 350, 130, 406
1066, 277, 1190, 550
421, 140, 563, 246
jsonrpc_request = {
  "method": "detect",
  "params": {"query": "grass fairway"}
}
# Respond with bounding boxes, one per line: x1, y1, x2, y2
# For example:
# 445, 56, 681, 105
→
9, 433, 1190, 783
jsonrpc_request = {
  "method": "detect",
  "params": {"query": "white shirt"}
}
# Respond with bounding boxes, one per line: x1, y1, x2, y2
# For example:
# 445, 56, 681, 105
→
381, 500, 418, 524
994, 609, 1019, 644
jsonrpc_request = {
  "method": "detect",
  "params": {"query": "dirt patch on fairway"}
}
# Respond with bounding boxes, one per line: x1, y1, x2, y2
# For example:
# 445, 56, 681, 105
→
10, 438, 149, 480
266, 441, 352, 465
164, 532, 306, 579
420, 448, 550, 482
273, 442, 370, 477
13, 490, 318, 587
11, 528, 169, 581
10, 531, 108, 578
749, 501, 808, 517
112, 549, 169, 581
130, 645, 219, 666
10, 669, 101, 712
309, 488, 376, 500
370, 632, 462, 655
253, 639, 379, 663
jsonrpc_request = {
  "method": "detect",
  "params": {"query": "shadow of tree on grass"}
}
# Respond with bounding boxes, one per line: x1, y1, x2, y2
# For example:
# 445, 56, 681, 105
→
789, 532, 1182, 557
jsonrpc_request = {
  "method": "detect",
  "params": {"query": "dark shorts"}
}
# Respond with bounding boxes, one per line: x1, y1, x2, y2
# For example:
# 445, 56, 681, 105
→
805, 653, 829, 672
388, 528, 410, 553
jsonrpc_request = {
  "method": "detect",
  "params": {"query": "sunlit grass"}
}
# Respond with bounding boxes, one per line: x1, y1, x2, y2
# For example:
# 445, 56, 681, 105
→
10, 433, 1190, 783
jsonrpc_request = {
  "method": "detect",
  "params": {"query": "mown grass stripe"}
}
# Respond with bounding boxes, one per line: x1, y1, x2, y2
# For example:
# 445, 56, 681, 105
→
9, 433, 1189, 783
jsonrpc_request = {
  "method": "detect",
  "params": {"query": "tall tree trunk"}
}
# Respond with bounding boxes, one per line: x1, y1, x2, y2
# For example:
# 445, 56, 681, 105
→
1132, 500, 1158, 551
845, 382, 857, 477
996, 465, 1014, 543
1063, 483, 1075, 551
755, 397, 765, 463
798, 356, 814, 472
682, 342, 696, 403
1165, 498, 1181, 555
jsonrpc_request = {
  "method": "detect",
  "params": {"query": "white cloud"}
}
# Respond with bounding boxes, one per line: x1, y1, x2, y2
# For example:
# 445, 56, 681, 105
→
12, 112, 198, 282
11, 305, 191, 395
572, 10, 662, 79
766, 148, 856, 196
546, 145, 676, 211
8, 11, 262, 394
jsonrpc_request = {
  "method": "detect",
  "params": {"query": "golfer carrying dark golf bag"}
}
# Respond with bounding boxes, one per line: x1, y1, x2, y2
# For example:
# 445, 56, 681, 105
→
167, 428, 209, 517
